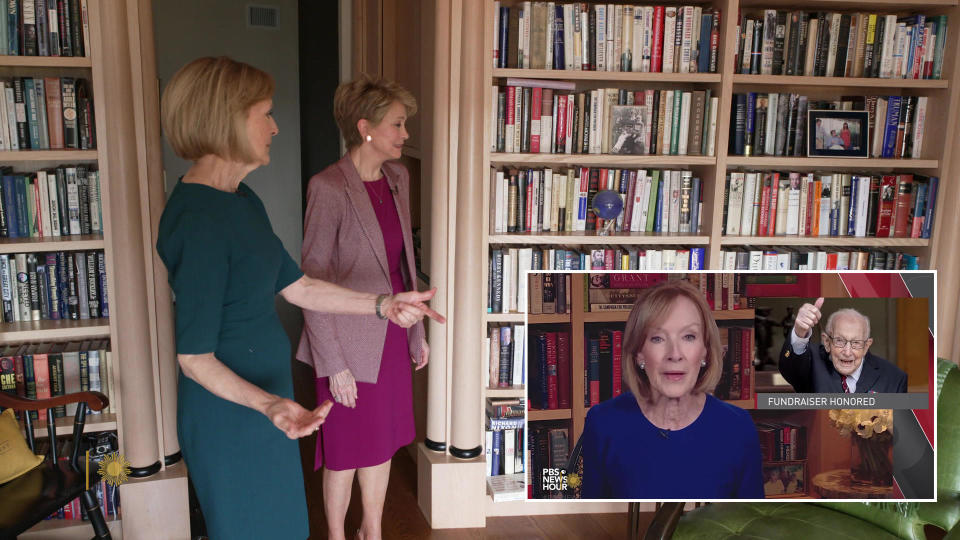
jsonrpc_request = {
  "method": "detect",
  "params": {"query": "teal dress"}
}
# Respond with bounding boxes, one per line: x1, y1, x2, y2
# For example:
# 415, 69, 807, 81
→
156, 181, 309, 539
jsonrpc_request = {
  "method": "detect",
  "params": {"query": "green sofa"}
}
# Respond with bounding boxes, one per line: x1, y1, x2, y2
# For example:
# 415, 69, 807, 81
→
646, 359, 960, 540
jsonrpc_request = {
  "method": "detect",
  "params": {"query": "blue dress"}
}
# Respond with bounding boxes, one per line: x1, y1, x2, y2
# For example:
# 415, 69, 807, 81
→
581, 393, 764, 499
156, 181, 309, 538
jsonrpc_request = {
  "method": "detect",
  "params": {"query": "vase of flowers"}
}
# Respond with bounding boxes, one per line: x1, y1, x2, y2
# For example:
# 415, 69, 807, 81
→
829, 409, 894, 487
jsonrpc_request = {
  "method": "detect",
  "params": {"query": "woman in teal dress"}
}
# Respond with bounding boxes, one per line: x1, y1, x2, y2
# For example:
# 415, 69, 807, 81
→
155, 57, 443, 539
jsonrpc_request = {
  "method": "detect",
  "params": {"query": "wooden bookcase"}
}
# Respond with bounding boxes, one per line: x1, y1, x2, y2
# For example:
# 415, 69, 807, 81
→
0, 0, 125, 536
476, 0, 959, 516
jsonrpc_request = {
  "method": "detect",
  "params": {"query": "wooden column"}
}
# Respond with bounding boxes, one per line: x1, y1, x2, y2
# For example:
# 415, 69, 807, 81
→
448, 0, 483, 460
94, 0, 162, 475
423, 0, 453, 452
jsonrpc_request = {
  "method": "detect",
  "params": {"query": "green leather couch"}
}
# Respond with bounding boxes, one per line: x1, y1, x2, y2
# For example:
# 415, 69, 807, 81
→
646, 359, 960, 540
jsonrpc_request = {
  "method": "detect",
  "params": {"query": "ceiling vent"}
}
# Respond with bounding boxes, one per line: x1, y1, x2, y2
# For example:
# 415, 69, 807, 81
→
248, 5, 278, 28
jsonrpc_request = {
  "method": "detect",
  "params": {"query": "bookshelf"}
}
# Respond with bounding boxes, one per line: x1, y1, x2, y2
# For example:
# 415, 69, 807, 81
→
481, 0, 959, 277
0, 0, 189, 536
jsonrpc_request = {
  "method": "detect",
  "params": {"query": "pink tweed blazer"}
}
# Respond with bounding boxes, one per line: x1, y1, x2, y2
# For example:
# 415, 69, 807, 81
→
295, 154, 425, 383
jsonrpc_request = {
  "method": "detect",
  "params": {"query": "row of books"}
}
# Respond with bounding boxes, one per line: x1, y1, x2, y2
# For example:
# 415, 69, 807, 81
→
485, 424, 525, 477
730, 93, 928, 159
588, 273, 748, 312
719, 249, 920, 270
488, 246, 709, 313
493, 2, 721, 74
716, 325, 753, 401
0, 78, 96, 151
722, 172, 938, 239
0, 339, 114, 421
527, 423, 570, 499
493, 83, 719, 158
527, 273, 572, 315
584, 327, 623, 406
0, 250, 107, 323
528, 330, 572, 410
487, 324, 525, 389
735, 11, 948, 79
491, 167, 704, 235
755, 420, 807, 461
1, 167, 103, 238
0, 0, 90, 57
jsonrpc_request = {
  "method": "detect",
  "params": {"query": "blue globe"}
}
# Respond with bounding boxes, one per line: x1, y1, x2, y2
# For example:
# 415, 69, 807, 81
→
593, 190, 624, 220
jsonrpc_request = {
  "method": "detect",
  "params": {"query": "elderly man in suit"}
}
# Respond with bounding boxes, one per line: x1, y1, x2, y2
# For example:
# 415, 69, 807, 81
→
778, 298, 908, 393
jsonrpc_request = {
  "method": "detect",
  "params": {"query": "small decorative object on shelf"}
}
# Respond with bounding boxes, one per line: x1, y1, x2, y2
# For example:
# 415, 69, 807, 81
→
807, 110, 869, 158
591, 189, 623, 235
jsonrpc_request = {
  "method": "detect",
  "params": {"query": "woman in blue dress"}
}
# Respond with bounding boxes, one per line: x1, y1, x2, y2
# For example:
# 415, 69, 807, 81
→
155, 57, 443, 538
581, 280, 763, 499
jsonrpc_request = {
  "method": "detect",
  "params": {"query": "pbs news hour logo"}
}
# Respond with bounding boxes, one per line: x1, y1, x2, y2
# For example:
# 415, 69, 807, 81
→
542, 467, 577, 493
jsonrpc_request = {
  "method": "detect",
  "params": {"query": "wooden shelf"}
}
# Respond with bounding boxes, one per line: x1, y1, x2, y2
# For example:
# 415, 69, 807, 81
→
528, 408, 572, 421
0, 56, 93, 68
23, 412, 118, 439
0, 319, 111, 343
0, 234, 105, 253
528, 313, 571, 324
721, 236, 930, 247
493, 68, 721, 83
733, 74, 949, 89
582, 308, 755, 323
490, 152, 716, 167
725, 156, 939, 169
0, 150, 99, 162
486, 386, 526, 398
489, 232, 711, 245
726, 399, 755, 410
485, 312, 525, 323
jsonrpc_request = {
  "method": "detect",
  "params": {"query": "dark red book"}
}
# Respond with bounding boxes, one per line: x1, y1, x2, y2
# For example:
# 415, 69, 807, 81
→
545, 332, 558, 409
892, 174, 914, 238
611, 330, 623, 398
875, 175, 897, 237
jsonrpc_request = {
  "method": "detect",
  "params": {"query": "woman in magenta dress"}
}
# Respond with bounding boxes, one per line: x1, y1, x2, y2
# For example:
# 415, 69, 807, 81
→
296, 75, 428, 540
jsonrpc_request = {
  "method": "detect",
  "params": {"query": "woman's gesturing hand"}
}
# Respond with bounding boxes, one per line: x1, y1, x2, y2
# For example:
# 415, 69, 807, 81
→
264, 397, 333, 439
414, 338, 429, 370
381, 288, 447, 328
329, 368, 359, 408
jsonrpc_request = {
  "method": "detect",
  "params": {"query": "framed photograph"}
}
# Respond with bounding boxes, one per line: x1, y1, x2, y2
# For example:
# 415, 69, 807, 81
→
807, 110, 869, 158
763, 461, 808, 498
610, 105, 649, 155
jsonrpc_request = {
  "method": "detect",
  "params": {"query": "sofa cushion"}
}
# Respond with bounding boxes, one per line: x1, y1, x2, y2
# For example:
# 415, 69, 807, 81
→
0, 408, 45, 485
674, 502, 903, 540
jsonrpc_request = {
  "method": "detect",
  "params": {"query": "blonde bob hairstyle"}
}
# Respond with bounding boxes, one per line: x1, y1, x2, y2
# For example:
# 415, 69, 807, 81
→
621, 280, 723, 402
161, 56, 274, 163
333, 74, 417, 149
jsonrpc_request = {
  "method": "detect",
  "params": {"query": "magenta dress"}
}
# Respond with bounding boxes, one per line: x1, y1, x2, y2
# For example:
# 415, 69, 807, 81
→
314, 176, 415, 470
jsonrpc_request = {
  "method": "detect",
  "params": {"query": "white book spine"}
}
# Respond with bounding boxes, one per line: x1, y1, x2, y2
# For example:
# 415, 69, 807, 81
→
596, 5, 606, 71
680, 6, 694, 73
786, 176, 801, 235
493, 170, 504, 233
726, 173, 744, 235
542, 169, 553, 232
643, 7, 654, 72
37, 171, 51, 237
662, 90, 674, 154
663, 8, 677, 73
761, 10, 777, 74
764, 93, 778, 155
47, 173, 61, 237
912, 96, 927, 157
706, 96, 719, 156
612, 5, 623, 71
740, 173, 758, 235
826, 13, 841, 76
880, 14, 898, 78
564, 4, 574, 70
4, 86, 18, 151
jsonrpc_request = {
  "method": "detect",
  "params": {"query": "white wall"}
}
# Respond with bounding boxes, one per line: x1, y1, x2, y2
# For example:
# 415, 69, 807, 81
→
153, 0, 303, 337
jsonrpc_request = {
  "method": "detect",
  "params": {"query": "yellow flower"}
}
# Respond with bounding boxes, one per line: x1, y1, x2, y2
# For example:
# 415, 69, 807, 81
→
567, 473, 581, 489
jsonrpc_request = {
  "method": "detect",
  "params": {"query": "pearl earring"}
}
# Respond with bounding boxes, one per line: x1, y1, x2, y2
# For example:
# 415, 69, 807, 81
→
639, 361, 646, 370
700, 359, 707, 367
365, 135, 372, 142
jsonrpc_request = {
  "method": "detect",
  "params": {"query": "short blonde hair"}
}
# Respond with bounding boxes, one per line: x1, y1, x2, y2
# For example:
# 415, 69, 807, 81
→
161, 56, 274, 163
333, 74, 417, 149
621, 280, 723, 402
